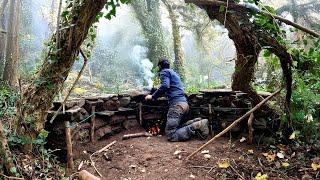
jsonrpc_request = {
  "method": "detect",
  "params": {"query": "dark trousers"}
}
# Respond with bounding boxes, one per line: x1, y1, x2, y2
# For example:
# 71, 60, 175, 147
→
165, 102, 195, 141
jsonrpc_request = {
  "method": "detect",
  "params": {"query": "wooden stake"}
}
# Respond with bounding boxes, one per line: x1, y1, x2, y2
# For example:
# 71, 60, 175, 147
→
248, 113, 255, 144
138, 103, 143, 125
64, 121, 74, 171
208, 104, 213, 135
90, 106, 96, 143
186, 88, 282, 160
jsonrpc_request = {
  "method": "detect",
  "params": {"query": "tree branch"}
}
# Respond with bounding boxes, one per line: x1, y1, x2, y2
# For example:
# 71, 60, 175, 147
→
49, 49, 88, 123
185, 0, 320, 37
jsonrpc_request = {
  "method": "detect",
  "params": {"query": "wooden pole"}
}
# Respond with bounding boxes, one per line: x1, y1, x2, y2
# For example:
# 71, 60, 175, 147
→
247, 113, 254, 144
185, 0, 320, 38
90, 106, 96, 143
186, 88, 282, 160
64, 121, 74, 171
208, 104, 213, 135
138, 103, 143, 125
50, 49, 88, 123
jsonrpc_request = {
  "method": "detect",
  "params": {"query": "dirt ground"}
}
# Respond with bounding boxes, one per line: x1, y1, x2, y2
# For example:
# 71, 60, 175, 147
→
72, 128, 319, 180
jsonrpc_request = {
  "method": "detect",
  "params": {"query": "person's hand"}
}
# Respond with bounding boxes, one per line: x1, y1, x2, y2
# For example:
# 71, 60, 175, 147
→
145, 95, 153, 101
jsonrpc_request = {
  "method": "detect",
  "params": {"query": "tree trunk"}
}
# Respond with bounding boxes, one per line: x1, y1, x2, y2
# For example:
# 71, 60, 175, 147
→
163, 0, 186, 81
131, 0, 170, 67
0, 0, 8, 78
207, 8, 264, 105
3, 0, 19, 86
17, 0, 107, 145
192, 3, 292, 108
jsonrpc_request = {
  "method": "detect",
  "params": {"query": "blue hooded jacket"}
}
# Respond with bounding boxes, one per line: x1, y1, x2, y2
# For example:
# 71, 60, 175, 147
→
152, 68, 187, 105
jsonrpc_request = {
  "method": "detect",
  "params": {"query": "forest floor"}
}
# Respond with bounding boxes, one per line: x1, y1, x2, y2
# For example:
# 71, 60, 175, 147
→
72, 127, 320, 180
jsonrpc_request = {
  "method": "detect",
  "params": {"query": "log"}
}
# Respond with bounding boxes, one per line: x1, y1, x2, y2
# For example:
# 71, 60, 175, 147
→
122, 132, 152, 140
64, 121, 74, 171
0, 120, 16, 176
90, 106, 96, 143
186, 88, 282, 160
248, 113, 255, 144
78, 170, 101, 180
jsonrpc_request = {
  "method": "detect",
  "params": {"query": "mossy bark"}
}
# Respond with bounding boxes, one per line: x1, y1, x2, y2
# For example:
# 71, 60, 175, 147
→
163, 0, 186, 82
0, 121, 16, 176
17, 0, 107, 147
131, 0, 170, 67
191, 3, 292, 108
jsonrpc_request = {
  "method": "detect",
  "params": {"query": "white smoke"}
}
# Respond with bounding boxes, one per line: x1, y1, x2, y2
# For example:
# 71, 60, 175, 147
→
131, 45, 154, 89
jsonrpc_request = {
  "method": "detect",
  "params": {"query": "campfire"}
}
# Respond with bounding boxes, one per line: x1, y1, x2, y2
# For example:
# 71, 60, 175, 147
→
148, 125, 161, 135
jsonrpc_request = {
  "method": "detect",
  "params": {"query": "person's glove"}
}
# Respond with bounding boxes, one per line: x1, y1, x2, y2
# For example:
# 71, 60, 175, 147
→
145, 95, 153, 101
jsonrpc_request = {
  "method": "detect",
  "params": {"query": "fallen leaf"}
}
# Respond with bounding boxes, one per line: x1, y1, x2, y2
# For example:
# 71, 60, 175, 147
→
262, 152, 275, 162
217, 159, 230, 169
277, 152, 285, 159
282, 162, 290, 168
189, 174, 196, 179
289, 130, 299, 140
201, 150, 209, 154
255, 172, 268, 180
238, 155, 245, 161
248, 149, 254, 154
204, 154, 211, 159
174, 150, 181, 155
240, 137, 246, 142
311, 163, 320, 171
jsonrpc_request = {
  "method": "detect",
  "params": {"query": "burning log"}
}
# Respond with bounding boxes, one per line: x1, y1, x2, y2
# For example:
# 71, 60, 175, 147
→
122, 132, 152, 140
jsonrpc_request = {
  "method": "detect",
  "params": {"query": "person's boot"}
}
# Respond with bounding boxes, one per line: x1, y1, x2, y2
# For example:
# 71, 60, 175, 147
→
182, 117, 202, 126
191, 119, 209, 139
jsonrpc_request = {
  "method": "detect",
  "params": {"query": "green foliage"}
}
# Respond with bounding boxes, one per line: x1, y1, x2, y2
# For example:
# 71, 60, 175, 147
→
0, 84, 18, 118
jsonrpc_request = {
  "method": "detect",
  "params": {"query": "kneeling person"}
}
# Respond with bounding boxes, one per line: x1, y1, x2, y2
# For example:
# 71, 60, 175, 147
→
145, 58, 209, 141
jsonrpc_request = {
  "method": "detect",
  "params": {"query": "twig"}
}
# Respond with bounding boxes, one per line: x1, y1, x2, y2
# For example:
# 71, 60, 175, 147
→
68, 171, 79, 180
89, 141, 117, 177
189, 165, 214, 169
186, 88, 282, 160
50, 49, 88, 123
258, 157, 263, 167
0, 173, 24, 180
230, 164, 245, 180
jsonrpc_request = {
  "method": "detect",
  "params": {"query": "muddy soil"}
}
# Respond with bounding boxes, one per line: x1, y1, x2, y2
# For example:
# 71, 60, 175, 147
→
72, 128, 318, 180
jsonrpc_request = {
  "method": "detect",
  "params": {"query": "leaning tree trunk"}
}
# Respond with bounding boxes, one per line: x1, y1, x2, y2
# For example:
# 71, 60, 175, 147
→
163, 0, 186, 81
0, 0, 8, 78
17, 0, 107, 144
131, 0, 170, 67
189, 1, 293, 109
206, 7, 264, 105
2, 0, 19, 86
